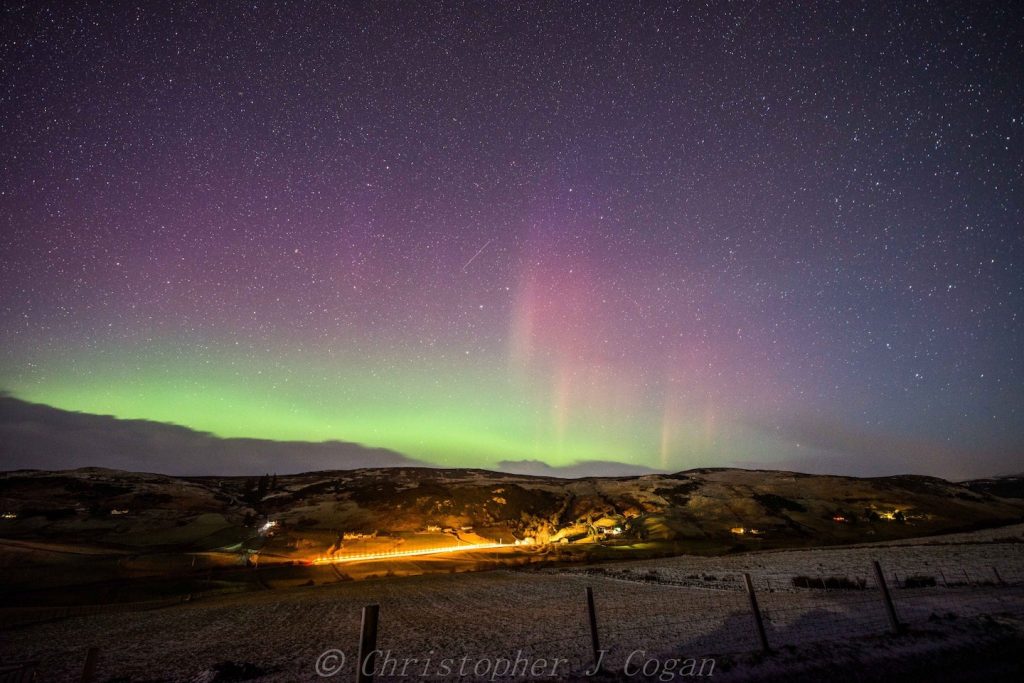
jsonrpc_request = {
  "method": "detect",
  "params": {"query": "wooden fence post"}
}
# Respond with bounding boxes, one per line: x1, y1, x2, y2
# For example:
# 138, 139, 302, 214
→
80, 646, 99, 683
872, 561, 901, 634
743, 573, 770, 653
585, 587, 602, 671
356, 604, 380, 683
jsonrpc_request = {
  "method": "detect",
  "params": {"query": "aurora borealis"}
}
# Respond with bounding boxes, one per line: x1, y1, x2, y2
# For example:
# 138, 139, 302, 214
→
1, 3, 1022, 478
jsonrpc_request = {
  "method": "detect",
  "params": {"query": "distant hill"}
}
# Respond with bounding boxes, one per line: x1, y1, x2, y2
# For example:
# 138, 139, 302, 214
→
2, 465, 1022, 558
965, 474, 1024, 499
0, 396, 421, 475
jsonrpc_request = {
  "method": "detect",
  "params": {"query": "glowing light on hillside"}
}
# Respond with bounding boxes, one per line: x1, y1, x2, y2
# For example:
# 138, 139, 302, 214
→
310, 541, 506, 565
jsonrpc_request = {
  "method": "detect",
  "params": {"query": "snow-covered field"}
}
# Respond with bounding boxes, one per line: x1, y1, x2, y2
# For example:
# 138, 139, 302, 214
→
559, 522, 1024, 591
2, 524, 1023, 681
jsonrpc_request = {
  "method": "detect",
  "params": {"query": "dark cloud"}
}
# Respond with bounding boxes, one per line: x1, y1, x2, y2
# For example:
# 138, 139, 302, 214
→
0, 396, 422, 475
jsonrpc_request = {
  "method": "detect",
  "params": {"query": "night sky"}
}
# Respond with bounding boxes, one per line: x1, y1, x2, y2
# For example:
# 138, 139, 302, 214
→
1, 2, 1022, 479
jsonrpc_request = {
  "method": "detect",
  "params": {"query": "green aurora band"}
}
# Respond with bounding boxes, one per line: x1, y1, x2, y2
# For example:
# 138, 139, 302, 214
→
2, 341, 776, 471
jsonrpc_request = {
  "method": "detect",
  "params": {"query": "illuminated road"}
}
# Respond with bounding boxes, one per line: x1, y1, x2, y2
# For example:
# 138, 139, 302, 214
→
310, 541, 507, 565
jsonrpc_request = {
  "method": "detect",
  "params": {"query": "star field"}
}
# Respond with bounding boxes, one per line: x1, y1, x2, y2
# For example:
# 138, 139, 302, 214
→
1, 2, 1022, 478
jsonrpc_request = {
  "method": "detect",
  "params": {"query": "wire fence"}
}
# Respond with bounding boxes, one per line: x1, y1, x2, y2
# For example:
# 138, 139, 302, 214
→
3, 556, 1023, 680
886, 560, 1024, 628
330, 556, 1024, 680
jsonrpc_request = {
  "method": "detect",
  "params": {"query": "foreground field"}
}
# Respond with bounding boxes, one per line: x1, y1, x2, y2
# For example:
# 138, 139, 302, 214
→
2, 524, 1023, 681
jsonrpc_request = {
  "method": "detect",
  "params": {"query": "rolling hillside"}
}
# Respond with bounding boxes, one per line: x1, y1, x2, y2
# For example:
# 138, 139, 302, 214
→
2, 465, 1022, 554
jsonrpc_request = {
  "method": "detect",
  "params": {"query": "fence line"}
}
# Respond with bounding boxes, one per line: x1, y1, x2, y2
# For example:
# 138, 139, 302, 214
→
363, 558, 1024, 678
5, 557, 1024, 680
